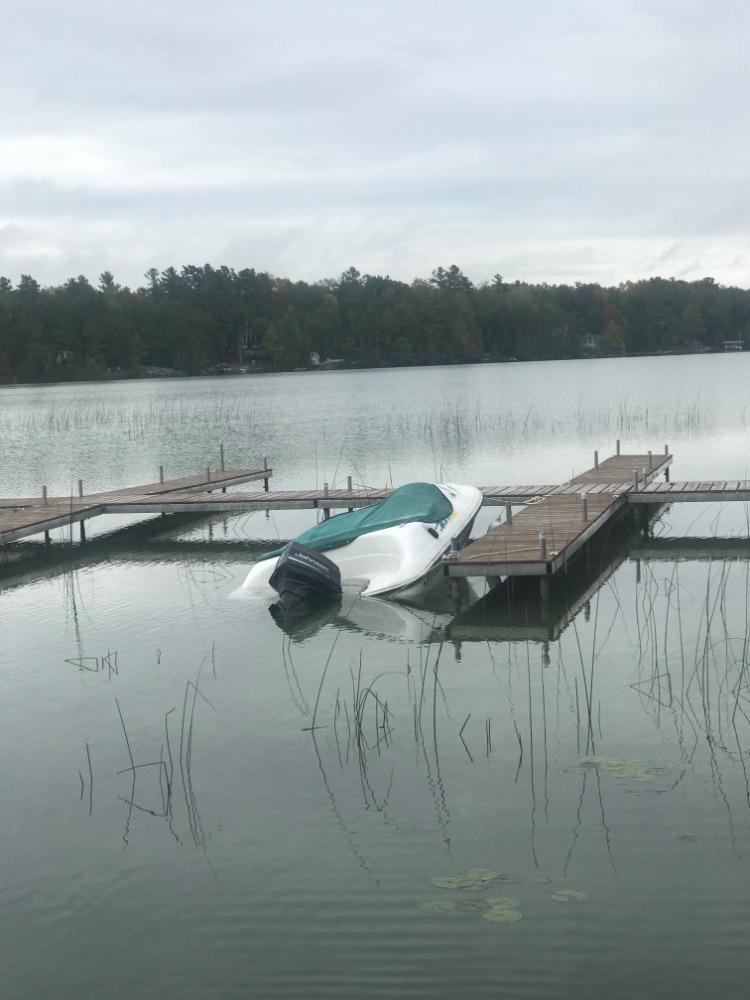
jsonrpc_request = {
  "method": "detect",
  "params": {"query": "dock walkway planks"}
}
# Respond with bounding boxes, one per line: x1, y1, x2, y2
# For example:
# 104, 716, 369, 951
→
627, 480, 750, 503
0, 467, 273, 544
107, 485, 393, 516
445, 453, 671, 582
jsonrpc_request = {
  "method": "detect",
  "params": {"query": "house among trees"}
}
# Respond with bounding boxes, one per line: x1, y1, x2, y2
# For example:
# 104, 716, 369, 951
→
581, 334, 600, 352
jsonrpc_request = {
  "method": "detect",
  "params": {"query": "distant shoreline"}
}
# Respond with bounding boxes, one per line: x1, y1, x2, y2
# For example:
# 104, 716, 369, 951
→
0, 347, 744, 391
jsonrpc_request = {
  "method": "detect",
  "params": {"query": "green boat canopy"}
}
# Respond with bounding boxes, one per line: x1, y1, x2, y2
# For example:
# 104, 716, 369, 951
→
261, 483, 454, 560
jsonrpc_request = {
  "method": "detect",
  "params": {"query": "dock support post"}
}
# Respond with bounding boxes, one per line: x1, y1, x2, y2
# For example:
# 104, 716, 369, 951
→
448, 540, 461, 601
347, 475, 353, 512
78, 479, 83, 497
505, 501, 513, 525
540, 577, 549, 602
664, 444, 670, 482
263, 455, 270, 493
79, 520, 86, 543
632, 468, 640, 491
323, 482, 330, 520
220, 443, 225, 471
635, 558, 641, 584
594, 450, 599, 469
616, 439, 621, 456
159, 466, 164, 484
539, 531, 547, 559
44, 531, 50, 545
648, 451, 653, 470
580, 493, 588, 521
42, 485, 48, 505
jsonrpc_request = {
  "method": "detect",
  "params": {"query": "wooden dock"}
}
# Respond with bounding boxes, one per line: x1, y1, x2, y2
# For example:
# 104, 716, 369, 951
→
0, 466, 273, 544
444, 452, 671, 592
4, 444, 750, 594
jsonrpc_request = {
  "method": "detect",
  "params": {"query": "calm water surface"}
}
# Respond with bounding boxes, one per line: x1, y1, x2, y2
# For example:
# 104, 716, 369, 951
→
2, 356, 750, 998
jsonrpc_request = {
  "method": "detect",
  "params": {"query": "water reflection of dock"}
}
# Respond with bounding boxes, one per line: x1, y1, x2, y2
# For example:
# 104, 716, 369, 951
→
446, 559, 626, 644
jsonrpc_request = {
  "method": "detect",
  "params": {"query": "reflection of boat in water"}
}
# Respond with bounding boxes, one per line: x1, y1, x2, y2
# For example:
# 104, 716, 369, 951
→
268, 593, 343, 639
242, 483, 482, 615
268, 586, 478, 643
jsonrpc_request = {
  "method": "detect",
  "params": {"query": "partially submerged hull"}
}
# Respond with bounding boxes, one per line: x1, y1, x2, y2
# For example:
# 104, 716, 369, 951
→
242, 482, 482, 602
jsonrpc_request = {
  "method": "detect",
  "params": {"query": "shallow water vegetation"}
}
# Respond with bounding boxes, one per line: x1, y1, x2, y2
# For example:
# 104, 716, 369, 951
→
482, 902, 523, 923
424, 868, 526, 924
430, 868, 503, 891
420, 893, 523, 923
456, 899, 492, 912
425, 870, 589, 919
419, 900, 457, 914
565, 756, 678, 782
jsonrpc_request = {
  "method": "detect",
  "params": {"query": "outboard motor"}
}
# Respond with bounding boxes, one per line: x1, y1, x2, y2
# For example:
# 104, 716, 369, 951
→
268, 542, 343, 616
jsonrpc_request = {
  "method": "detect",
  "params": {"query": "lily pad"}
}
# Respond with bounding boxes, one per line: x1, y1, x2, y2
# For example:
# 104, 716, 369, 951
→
550, 889, 588, 903
430, 868, 503, 892
482, 907, 523, 923
464, 868, 498, 882
456, 898, 491, 912
485, 897, 521, 909
430, 876, 465, 889
420, 899, 456, 914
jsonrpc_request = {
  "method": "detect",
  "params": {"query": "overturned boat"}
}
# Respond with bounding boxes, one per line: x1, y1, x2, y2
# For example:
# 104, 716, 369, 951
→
242, 482, 483, 613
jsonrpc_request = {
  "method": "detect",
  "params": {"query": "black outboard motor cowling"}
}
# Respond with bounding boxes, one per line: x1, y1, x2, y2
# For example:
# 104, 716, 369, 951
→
268, 542, 343, 615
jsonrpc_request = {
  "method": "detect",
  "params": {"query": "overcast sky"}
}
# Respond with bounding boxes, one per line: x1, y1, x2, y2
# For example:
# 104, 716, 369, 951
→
2, 0, 748, 290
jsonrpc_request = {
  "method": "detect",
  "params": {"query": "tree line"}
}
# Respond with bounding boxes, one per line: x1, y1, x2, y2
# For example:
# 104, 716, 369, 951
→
0, 264, 748, 381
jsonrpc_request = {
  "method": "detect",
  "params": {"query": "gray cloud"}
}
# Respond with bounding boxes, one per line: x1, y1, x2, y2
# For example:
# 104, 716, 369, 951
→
2, 0, 749, 288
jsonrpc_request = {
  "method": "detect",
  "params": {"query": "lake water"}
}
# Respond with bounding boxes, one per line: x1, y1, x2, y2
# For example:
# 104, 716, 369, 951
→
2, 355, 750, 999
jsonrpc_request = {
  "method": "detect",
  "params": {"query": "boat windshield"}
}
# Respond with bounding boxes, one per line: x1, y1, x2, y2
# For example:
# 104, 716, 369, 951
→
260, 483, 454, 560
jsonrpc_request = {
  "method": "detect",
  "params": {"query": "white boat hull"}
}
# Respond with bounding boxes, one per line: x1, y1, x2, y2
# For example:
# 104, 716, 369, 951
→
241, 483, 482, 600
